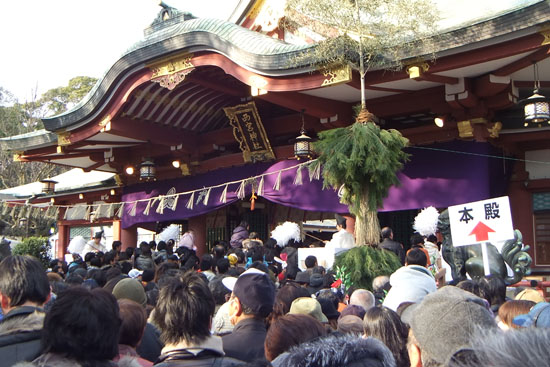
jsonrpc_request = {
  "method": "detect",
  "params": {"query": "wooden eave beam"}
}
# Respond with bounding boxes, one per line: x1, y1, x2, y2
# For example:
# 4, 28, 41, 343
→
362, 32, 548, 86
186, 74, 249, 97
415, 73, 460, 85
108, 117, 198, 151
493, 46, 550, 76
365, 86, 448, 117
257, 92, 353, 124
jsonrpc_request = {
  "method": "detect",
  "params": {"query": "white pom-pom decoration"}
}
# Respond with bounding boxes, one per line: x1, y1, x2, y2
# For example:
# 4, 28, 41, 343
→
413, 206, 440, 236
270, 221, 301, 247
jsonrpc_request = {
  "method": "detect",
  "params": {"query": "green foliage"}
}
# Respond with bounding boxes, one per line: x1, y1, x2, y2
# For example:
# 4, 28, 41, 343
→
334, 246, 401, 290
37, 76, 98, 117
12, 237, 51, 268
312, 121, 409, 212
285, 0, 439, 73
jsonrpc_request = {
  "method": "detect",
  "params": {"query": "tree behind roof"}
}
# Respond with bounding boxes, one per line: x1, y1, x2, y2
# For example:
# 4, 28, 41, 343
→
287, 0, 439, 245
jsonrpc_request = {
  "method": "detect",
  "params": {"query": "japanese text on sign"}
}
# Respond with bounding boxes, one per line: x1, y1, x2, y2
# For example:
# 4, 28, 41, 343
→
448, 196, 514, 247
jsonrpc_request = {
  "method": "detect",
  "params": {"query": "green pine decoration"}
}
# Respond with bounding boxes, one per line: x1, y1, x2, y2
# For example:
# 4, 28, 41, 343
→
311, 109, 409, 245
334, 246, 401, 290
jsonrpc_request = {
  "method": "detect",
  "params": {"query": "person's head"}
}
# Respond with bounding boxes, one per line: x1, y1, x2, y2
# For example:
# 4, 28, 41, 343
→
477, 276, 506, 308
118, 299, 147, 348
364, 306, 410, 367
456, 280, 485, 299
217, 258, 230, 274
460, 327, 550, 367
512, 301, 550, 328
407, 286, 497, 367
209, 277, 231, 305
273, 333, 395, 367
335, 214, 347, 229
249, 232, 260, 240
0, 255, 50, 313
112, 241, 122, 253
229, 271, 275, 323
304, 255, 317, 269
93, 231, 103, 243
264, 314, 327, 361
140, 243, 152, 257
272, 282, 311, 318
65, 273, 84, 287
514, 288, 546, 303
84, 252, 96, 263
90, 256, 102, 268
289, 297, 328, 324
125, 247, 135, 258
200, 254, 213, 272
239, 220, 249, 229
157, 241, 167, 252
372, 275, 391, 293
381, 227, 393, 240
112, 278, 147, 308
337, 315, 364, 334
41, 287, 120, 363
350, 289, 375, 311
410, 233, 425, 248
498, 300, 535, 330
141, 268, 155, 283
104, 250, 117, 266
212, 244, 226, 259
340, 304, 366, 320
148, 241, 157, 251
152, 271, 215, 345
406, 248, 428, 267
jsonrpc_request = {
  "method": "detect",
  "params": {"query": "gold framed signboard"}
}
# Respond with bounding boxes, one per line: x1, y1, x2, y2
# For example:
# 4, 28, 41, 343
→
224, 102, 275, 163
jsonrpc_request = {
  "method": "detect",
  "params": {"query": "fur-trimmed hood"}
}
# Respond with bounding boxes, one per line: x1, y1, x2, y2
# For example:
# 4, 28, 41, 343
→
271, 333, 396, 367
0, 307, 44, 337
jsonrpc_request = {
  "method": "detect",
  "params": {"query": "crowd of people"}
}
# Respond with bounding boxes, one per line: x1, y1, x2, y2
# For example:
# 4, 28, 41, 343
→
0, 219, 549, 367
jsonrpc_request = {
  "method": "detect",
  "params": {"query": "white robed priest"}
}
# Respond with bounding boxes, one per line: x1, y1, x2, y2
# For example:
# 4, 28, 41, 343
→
82, 231, 107, 255
325, 214, 355, 249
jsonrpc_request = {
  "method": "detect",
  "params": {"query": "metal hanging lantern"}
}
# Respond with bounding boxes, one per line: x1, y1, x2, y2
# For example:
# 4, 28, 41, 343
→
140, 159, 156, 181
294, 110, 313, 160
40, 179, 57, 194
522, 62, 550, 127
523, 93, 550, 126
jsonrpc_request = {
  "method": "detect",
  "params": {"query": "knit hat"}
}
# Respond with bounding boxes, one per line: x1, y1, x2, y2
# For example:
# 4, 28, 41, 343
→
513, 302, 550, 328
409, 286, 496, 365
337, 315, 364, 334
289, 297, 328, 323
339, 304, 366, 321
112, 278, 147, 307
515, 288, 545, 304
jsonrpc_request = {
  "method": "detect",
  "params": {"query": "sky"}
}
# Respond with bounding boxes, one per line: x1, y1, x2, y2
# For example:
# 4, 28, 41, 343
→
0, 0, 239, 102
0, 0, 539, 103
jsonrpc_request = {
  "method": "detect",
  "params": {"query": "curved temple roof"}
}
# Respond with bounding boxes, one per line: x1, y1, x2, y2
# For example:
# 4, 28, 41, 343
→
42, 17, 314, 131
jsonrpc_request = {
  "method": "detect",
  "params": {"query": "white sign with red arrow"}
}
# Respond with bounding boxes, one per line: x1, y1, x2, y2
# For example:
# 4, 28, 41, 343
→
448, 196, 515, 247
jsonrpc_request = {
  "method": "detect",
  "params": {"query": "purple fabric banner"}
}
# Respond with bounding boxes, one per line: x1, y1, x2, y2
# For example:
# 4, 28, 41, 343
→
121, 141, 507, 229
121, 160, 348, 229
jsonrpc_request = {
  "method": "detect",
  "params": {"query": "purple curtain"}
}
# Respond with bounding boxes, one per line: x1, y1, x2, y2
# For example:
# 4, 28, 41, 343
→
121, 141, 506, 229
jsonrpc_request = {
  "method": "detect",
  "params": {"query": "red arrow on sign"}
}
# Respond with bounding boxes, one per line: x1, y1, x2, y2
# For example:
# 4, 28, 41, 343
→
469, 221, 495, 242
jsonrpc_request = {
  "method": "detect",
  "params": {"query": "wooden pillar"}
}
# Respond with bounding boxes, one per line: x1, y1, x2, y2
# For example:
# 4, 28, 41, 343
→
121, 225, 138, 250
57, 223, 69, 260
508, 160, 534, 257
189, 214, 207, 258
112, 220, 122, 242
